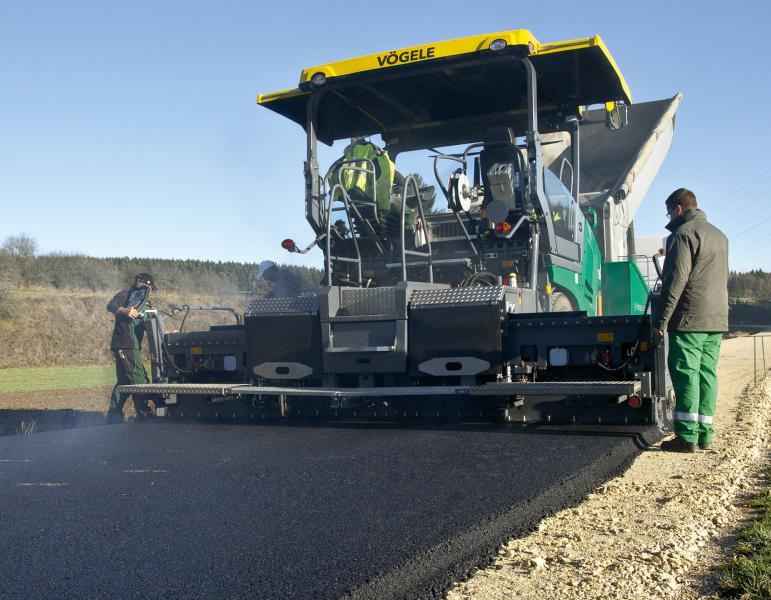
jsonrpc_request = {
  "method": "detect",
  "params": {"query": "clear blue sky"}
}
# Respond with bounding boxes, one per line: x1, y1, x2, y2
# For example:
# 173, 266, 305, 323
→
1, 0, 769, 272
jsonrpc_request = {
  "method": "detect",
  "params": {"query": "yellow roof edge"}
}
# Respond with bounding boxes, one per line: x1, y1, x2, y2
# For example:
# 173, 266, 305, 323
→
257, 87, 308, 105
299, 29, 539, 83
536, 34, 632, 104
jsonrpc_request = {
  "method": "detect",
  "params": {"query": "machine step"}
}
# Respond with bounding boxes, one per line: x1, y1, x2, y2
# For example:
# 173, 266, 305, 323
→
119, 380, 642, 398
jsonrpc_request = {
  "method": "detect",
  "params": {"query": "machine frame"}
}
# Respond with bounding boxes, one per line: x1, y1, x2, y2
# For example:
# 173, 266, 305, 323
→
121, 30, 676, 428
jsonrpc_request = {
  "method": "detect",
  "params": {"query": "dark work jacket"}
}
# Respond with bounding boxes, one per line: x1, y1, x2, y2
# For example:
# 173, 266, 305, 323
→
107, 289, 147, 350
652, 209, 729, 332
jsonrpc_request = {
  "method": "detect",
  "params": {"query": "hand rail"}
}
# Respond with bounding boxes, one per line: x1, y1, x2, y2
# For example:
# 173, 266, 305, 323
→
325, 182, 363, 286
432, 151, 479, 258
329, 158, 380, 225
400, 174, 434, 283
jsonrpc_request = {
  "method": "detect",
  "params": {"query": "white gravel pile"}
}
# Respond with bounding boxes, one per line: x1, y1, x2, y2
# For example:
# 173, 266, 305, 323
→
447, 336, 770, 600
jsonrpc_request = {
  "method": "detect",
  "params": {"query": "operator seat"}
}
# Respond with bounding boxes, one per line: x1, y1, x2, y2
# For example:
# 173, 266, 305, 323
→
479, 127, 525, 213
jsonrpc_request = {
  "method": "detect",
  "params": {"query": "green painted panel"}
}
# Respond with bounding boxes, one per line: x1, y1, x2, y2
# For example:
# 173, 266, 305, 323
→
547, 224, 602, 316
601, 261, 649, 315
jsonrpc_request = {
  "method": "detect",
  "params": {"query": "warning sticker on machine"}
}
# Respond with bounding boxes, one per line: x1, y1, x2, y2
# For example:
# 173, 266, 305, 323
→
596, 332, 614, 342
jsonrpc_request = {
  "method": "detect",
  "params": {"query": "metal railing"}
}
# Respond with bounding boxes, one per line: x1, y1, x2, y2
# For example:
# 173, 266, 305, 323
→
325, 182, 364, 286
400, 175, 434, 282
322, 160, 389, 286
328, 159, 381, 225
620, 253, 660, 290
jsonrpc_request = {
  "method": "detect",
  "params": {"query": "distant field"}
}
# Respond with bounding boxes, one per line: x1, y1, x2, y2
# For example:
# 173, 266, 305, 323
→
0, 365, 114, 393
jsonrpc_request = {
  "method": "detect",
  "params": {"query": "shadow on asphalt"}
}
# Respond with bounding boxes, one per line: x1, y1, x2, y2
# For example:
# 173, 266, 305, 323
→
0, 408, 661, 449
140, 415, 662, 448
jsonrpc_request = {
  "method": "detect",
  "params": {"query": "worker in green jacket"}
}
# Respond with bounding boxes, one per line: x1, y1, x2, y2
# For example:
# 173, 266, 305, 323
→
105, 273, 157, 424
652, 188, 729, 452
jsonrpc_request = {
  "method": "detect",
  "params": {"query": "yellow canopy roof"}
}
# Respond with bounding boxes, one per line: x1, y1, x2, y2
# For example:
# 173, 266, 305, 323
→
258, 29, 632, 146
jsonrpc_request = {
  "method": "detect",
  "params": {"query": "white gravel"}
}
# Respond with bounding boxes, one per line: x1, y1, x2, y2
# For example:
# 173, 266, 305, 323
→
447, 335, 770, 600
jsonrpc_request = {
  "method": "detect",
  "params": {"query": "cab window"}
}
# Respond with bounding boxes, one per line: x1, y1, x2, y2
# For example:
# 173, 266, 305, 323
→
543, 168, 575, 240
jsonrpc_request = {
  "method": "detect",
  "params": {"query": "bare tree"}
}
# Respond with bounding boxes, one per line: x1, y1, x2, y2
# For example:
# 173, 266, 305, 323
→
2, 233, 38, 258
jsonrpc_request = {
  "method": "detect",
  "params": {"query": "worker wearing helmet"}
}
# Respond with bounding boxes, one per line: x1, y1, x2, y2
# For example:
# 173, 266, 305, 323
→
105, 273, 157, 424
652, 189, 729, 452
257, 261, 306, 298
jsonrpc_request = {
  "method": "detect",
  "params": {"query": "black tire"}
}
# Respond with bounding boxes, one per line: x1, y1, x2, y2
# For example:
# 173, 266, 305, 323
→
549, 291, 576, 312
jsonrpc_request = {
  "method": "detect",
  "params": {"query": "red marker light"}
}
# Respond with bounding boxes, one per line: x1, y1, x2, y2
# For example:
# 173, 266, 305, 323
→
628, 394, 642, 409
494, 221, 512, 235
281, 239, 297, 252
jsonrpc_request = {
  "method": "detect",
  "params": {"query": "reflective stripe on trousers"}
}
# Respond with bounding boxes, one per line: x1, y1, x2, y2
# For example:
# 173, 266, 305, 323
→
674, 412, 714, 424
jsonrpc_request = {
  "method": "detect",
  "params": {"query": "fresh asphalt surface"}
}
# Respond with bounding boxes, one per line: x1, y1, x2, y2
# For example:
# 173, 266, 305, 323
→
0, 420, 660, 599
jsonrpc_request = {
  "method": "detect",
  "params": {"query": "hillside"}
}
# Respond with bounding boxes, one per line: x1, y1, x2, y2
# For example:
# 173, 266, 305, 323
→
0, 239, 323, 368
0, 289, 251, 368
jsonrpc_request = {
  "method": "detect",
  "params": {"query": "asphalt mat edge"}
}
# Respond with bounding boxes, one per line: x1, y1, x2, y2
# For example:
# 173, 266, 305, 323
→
345, 425, 662, 600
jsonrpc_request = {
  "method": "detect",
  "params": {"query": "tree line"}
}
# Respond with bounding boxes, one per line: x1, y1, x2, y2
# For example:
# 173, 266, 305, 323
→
0, 234, 323, 317
1, 233, 768, 319
728, 270, 771, 302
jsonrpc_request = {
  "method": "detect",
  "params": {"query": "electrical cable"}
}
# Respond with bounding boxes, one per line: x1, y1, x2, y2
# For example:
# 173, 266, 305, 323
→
729, 214, 771, 241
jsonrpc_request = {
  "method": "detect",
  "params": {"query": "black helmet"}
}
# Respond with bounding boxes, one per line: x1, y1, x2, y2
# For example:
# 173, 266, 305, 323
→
134, 272, 157, 290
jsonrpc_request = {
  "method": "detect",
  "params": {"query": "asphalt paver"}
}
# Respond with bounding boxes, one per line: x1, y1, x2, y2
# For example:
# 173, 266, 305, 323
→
0, 420, 659, 599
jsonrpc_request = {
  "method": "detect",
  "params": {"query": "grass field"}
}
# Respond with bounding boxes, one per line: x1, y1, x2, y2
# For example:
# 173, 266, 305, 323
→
0, 365, 115, 393
719, 469, 771, 599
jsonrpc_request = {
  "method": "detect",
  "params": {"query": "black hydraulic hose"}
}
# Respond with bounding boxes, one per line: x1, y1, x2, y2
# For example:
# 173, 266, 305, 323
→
160, 337, 194, 375
596, 291, 652, 372
460, 271, 498, 287
179, 305, 190, 332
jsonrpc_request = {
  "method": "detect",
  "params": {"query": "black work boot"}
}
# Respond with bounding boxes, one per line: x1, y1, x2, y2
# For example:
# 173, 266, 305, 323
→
660, 436, 697, 453
698, 441, 713, 450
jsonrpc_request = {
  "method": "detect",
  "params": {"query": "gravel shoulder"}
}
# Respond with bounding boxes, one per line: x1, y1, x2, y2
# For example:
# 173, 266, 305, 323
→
447, 335, 770, 600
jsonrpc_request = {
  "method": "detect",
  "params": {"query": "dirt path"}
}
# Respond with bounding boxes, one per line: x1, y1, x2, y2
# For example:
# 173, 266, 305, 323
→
447, 335, 770, 600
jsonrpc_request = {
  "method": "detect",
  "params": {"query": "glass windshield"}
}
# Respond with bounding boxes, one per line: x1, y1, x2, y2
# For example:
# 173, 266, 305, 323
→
543, 168, 575, 240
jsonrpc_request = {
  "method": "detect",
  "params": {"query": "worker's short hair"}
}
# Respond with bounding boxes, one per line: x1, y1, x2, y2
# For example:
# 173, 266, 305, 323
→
666, 188, 698, 211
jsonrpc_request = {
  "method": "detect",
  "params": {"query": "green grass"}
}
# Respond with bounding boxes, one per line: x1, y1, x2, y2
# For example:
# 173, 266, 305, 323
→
719, 471, 771, 599
0, 365, 115, 393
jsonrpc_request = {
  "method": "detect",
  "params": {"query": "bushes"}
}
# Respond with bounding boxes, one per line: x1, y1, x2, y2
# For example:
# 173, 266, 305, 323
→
0, 250, 19, 318
0, 279, 17, 319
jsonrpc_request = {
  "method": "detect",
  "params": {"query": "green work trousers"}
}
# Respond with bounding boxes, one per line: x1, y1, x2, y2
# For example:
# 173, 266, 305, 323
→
668, 331, 723, 445
107, 346, 150, 419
